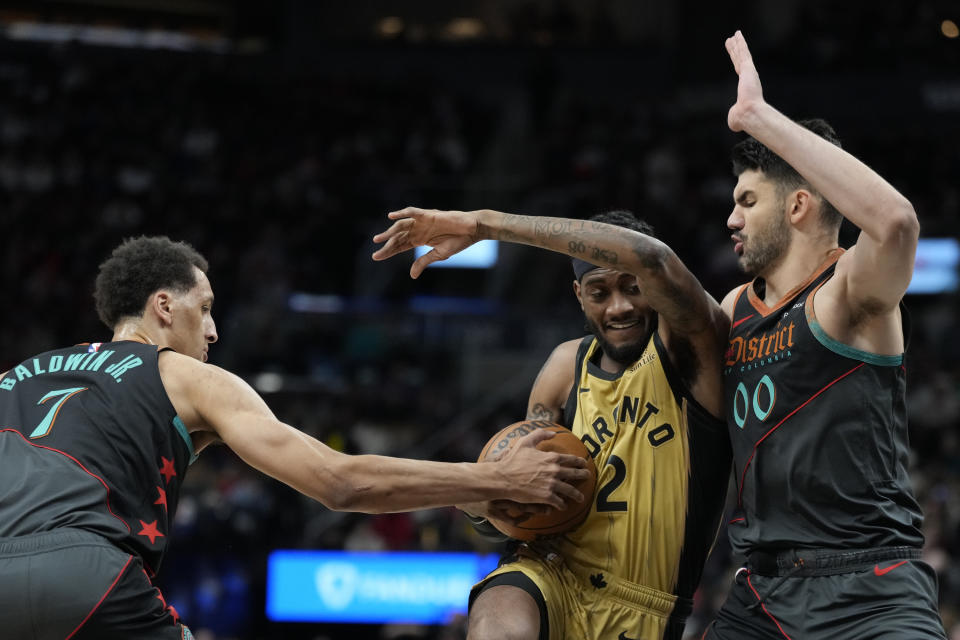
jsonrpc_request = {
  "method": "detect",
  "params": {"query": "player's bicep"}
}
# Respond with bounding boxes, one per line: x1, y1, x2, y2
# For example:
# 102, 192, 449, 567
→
181, 364, 345, 499
526, 340, 578, 423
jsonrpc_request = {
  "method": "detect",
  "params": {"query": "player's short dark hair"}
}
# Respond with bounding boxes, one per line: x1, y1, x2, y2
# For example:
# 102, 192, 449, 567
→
731, 118, 843, 230
588, 209, 655, 237
572, 210, 655, 281
94, 236, 209, 329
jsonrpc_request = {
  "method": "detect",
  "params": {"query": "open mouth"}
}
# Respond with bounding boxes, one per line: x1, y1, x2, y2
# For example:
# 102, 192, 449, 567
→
606, 319, 641, 331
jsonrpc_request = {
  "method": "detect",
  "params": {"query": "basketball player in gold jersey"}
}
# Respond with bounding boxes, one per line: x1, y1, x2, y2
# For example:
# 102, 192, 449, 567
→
373, 209, 732, 640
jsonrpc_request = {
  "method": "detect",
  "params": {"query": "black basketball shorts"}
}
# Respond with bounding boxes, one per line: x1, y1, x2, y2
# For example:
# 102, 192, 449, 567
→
0, 528, 193, 640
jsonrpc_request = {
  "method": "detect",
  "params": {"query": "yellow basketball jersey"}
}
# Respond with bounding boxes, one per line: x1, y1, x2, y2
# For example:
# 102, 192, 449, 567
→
549, 333, 730, 601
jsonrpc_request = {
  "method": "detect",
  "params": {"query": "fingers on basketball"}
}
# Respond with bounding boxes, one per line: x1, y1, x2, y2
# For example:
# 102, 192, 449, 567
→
477, 419, 597, 541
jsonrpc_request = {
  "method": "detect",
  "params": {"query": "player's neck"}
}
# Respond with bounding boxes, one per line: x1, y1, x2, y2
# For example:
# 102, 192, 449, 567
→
758, 241, 838, 305
599, 352, 629, 375
111, 321, 160, 348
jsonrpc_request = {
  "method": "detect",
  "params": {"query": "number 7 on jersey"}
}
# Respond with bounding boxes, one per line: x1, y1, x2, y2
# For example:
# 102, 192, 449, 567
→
29, 387, 87, 438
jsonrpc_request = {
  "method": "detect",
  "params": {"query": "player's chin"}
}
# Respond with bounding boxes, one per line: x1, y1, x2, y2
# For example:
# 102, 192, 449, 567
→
599, 332, 648, 364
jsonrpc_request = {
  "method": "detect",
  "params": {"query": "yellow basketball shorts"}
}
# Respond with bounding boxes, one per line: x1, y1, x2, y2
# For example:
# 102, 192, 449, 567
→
470, 544, 680, 640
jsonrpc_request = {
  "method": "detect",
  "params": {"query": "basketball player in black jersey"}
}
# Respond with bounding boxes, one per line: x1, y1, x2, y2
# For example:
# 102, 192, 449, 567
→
373, 209, 731, 640
702, 32, 946, 639
0, 236, 590, 640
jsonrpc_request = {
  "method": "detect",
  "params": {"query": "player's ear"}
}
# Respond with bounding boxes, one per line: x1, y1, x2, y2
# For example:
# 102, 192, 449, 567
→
150, 290, 174, 327
787, 189, 815, 226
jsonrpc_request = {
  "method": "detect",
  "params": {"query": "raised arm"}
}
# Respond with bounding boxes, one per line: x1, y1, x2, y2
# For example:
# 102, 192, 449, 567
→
373, 207, 723, 337
725, 30, 919, 312
158, 351, 588, 513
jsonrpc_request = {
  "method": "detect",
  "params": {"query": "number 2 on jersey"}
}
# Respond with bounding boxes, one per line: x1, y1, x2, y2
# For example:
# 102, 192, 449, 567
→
596, 455, 628, 512
594, 422, 676, 512
29, 387, 87, 438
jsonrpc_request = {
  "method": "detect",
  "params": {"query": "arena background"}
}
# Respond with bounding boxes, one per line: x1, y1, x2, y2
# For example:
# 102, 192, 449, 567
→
0, 1, 957, 638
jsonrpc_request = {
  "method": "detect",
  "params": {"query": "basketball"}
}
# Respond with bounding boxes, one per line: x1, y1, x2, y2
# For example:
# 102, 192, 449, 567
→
477, 419, 596, 541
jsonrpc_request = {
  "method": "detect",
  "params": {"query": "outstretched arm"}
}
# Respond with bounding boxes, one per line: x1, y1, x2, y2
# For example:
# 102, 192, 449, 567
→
159, 351, 589, 513
459, 339, 580, 528
373, 207, 722, 337
725, 30, 918, 312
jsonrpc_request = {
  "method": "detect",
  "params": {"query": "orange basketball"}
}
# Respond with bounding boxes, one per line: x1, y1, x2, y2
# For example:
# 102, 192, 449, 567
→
477, 420, 596, 541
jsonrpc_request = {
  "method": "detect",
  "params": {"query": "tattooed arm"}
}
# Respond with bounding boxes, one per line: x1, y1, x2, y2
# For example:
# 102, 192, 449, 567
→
373, 207, 728, 417
526, 339, 579, 423
373, 207, 720, 335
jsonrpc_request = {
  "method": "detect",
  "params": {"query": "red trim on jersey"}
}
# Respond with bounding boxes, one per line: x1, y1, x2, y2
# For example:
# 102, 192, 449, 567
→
736, 363, 866, 506
0, 429, 131, 532
64, 554, 134, 639
729, 516, 745, 524
745, 573, 793, 639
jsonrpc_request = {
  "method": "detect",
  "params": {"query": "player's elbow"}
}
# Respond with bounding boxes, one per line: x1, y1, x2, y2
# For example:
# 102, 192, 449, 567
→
630, 236, 671, 272
317, 455, 376, 513
879, 199, 919, 247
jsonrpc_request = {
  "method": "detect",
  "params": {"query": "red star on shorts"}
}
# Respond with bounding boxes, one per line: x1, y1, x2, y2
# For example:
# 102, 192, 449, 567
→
138, 519, 165, 545
159, 457, 177, 484
154, 486, 168, 511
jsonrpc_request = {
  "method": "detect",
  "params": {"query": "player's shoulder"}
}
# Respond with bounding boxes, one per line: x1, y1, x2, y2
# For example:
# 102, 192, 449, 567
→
528, 339, 583, 422
157, 350, 249, 431
536, 339, 582, 384
720, 283, 749, 319
157, 350, 234, 388
550, 338, 583, 363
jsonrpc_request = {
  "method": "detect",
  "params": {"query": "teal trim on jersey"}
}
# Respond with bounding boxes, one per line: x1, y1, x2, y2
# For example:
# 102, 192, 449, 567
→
808, 319, 903, 366
172, 416, 198, 465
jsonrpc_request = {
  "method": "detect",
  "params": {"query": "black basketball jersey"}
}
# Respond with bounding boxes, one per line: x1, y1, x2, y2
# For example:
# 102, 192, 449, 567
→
0, 340, 194, 575
723, 249, 924, 555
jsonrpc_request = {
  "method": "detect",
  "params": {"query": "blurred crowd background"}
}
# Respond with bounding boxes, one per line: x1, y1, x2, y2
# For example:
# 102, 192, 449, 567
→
0, 1, 958, 638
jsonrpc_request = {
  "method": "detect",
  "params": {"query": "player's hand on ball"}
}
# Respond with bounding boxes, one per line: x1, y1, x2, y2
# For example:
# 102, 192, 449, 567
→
478, 421, 598, 540
497, 428, 590, 509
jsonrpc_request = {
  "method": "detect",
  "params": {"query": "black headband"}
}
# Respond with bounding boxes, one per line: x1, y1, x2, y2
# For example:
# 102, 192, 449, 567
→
571, 258, 601, 281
